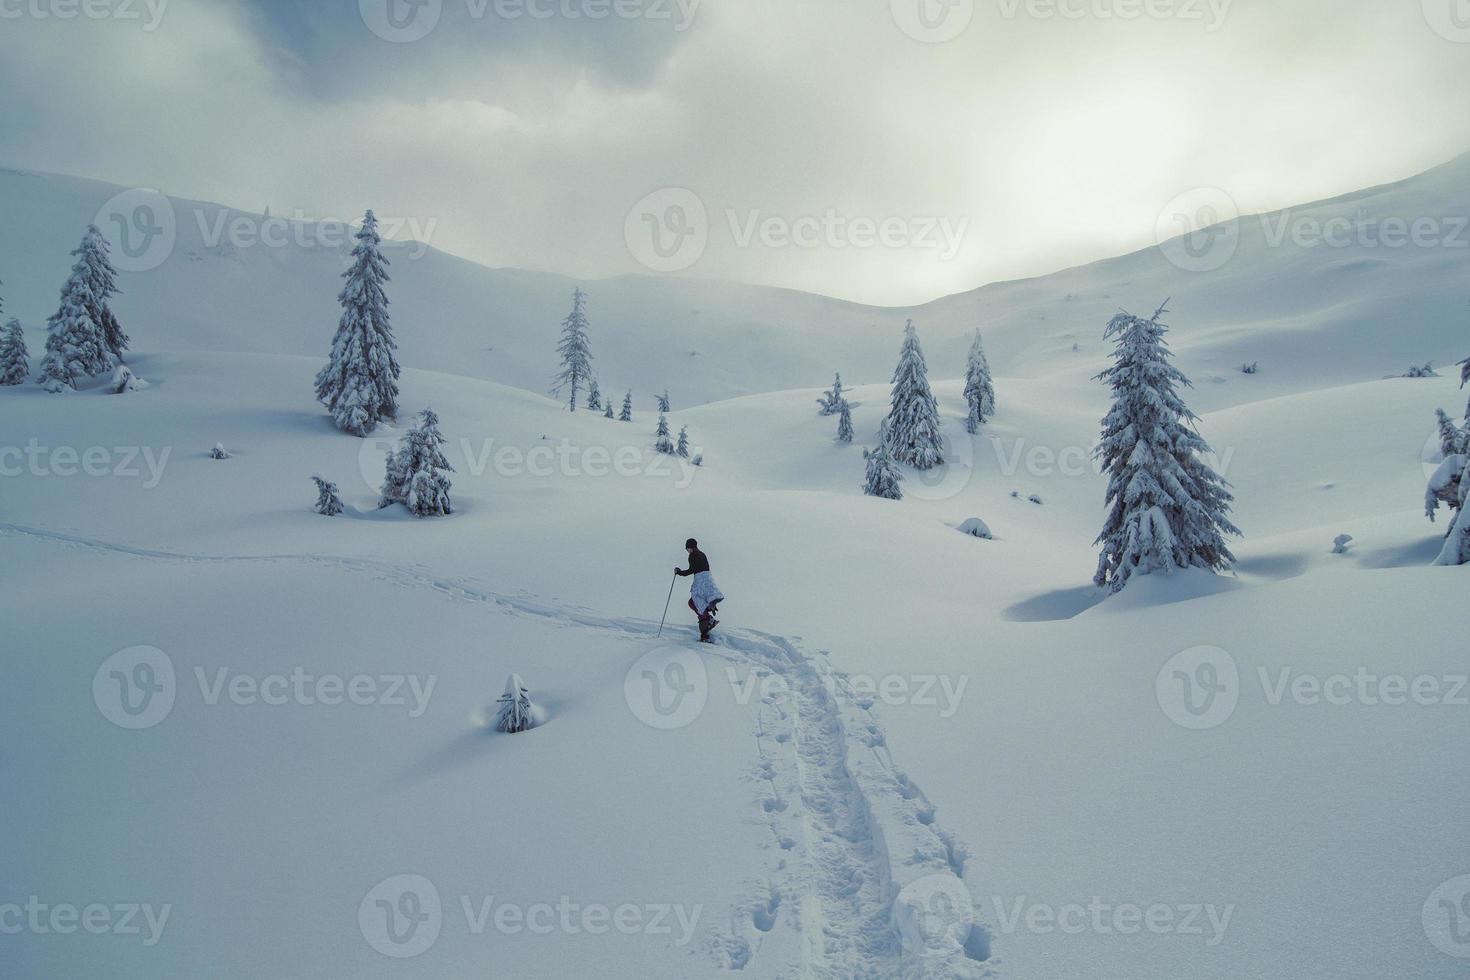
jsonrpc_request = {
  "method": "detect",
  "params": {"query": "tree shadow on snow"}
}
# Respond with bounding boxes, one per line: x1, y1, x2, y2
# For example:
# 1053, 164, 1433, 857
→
1002, 585, 1108, 623
389, 694, 572, 789
1353, 536, 1446, 569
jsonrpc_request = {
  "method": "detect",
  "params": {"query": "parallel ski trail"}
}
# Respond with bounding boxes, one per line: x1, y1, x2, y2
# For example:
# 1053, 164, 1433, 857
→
3, 523, 991, 979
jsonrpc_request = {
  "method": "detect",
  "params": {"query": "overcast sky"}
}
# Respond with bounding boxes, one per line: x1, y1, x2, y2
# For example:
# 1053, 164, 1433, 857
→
2, 0, 1468, 305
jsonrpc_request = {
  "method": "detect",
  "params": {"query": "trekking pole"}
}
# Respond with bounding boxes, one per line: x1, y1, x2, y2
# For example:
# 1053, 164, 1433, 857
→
656, 573, 677, 638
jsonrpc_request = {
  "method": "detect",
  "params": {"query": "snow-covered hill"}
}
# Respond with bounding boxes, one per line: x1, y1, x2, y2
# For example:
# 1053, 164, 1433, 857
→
3, 155, 1468, 409
3, 157, 1469, 979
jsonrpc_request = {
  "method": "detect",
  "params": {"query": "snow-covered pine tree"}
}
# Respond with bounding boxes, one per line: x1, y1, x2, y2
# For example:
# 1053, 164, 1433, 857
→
1436, 408, 1468, 457
620, 391, 634, 422
587, 379, 602, 413
312, 475, 344, 516
0, 318, 28, 386
38, 260, 111, 391
863, 436, 904, 501
314, 210, 401, 436
74, 226, 129, 360
817, 373, 844, 415
604, 399, 615, 419
495, 673, 537, 734
885, 321, 945, 469
1092, 302, 1240, 593
676, 426, 690, 458
836, 398, 854, 444
551, 288, 593, 412
963, 330, 996, 434
657, 390, 671, 413
380, 409, 455, 517
655, 412, 675, 455
1460, 354, 1470, 423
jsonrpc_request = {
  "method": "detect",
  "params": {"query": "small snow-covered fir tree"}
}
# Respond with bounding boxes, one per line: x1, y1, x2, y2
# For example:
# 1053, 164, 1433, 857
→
38, 263, 111, 391
818, 373, 845, 416
863, 436, 904, 501
604, 399, 615, 419
587, 379, 602, 413
0, 318, 28, 386
312, 475, 344, 516
676, 426, 690, 458
655, 412, 675, 455
109, 364, 147, 393
551, 288, 593, 412
210, 443, 230, 459
963, 330, 996, 434
381, 409, 455, 517
620, 391, 634, 422
885, 321, 945, 470
314, 210, 401, 436
74, 226, 129, 360
495, 673, 537, 734
1092, 302, 1240, 593
1460, 354, 1470, 423
657, 390, 671, 413
836, 398, 854, 444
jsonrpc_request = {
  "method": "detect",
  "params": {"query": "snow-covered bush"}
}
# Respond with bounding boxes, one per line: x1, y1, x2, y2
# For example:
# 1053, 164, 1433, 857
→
958, 518, 993, 540
963, 331, 996, 433
0, 318, 29, 386
863, 436, 903, 501
885, 321, 944, 470
1092, 303, 1240, 593
210, 443, 230, 460
1332, 534, 1354, 555
1028, 494, 1044, 506
1241, 362, 1260, 375
109, 364, 147, 393
314, 210, 401, 436
691, 454, 704, 467
495, 674, 538, 734
312, 475, 344, 516
381, 409, 455, 517
817, 373, 844, 416
1404, 363, 1438, 379
836, 399, 854, 444
551, 288, 593, 412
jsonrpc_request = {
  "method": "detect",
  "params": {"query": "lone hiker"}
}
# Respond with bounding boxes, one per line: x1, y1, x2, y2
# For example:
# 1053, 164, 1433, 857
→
675, 538, 725, 643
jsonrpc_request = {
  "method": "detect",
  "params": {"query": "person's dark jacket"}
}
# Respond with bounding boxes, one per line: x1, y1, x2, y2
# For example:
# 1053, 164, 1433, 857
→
676, 549, 710, 577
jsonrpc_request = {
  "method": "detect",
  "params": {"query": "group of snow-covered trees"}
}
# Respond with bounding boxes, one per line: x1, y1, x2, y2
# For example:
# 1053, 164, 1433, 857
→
851, 305, 1242, 594
846, 321, 995, 501
10, 227, 134, 392
1425, 355, 1470, 566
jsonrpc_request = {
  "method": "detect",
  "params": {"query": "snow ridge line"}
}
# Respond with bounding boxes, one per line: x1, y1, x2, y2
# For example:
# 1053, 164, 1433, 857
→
2, 523, 991, 979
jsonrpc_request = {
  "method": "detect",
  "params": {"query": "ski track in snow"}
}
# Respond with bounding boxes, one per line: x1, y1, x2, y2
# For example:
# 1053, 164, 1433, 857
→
2, 523, 993, 980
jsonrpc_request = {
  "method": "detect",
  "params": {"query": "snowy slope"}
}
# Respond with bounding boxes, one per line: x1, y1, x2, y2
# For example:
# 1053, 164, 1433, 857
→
2, 153, 1468, 409
3, 338, 1468, 977
3, 155, 1470, 979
